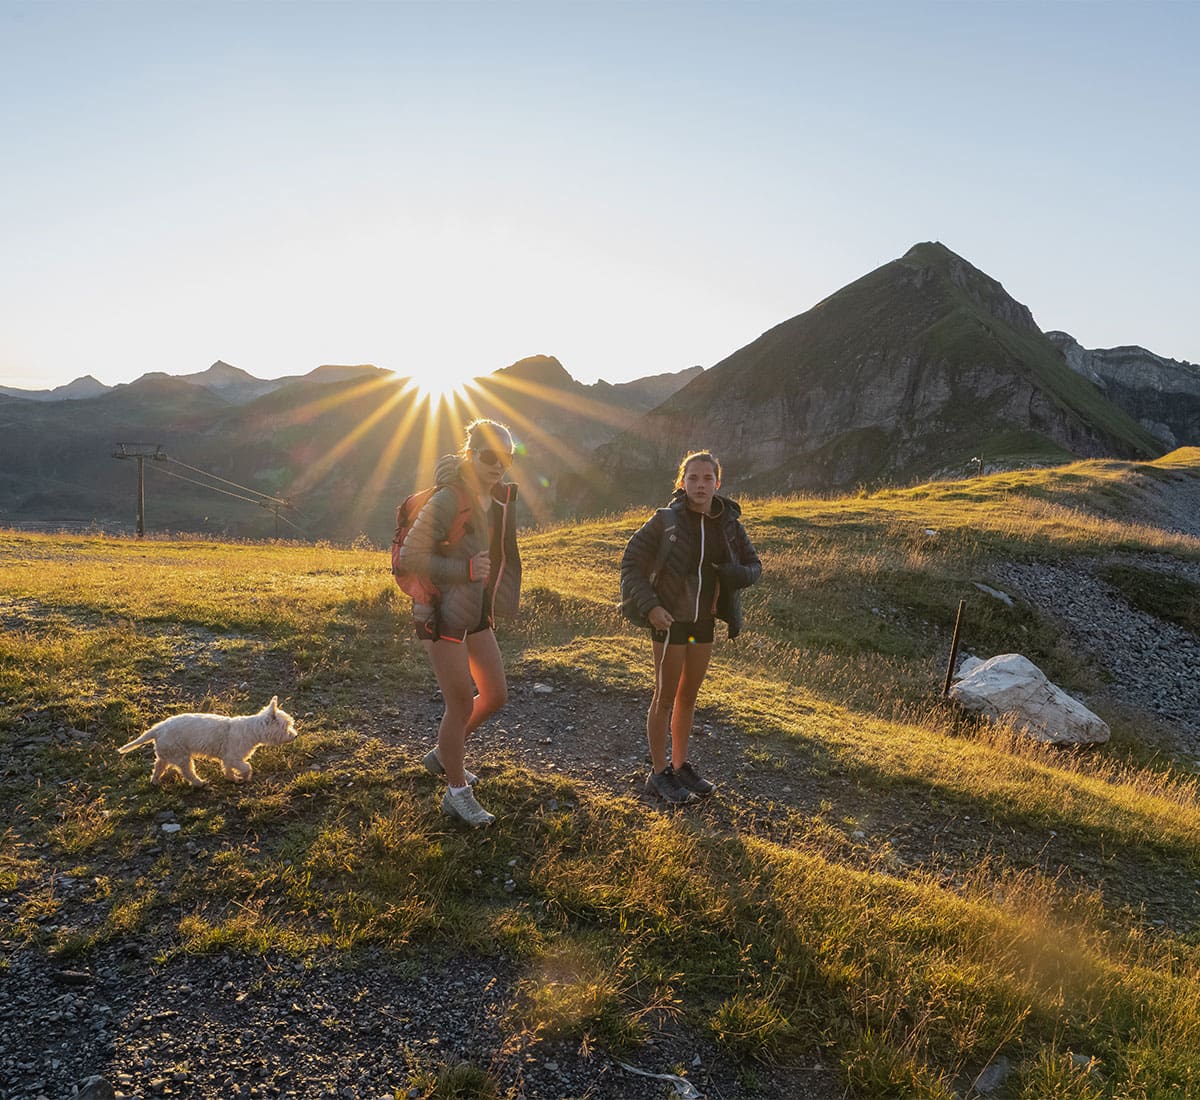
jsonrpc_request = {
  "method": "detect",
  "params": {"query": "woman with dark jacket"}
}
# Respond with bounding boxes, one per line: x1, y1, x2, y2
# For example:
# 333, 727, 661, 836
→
398, 419, 521, 827
620, 450, 761, 804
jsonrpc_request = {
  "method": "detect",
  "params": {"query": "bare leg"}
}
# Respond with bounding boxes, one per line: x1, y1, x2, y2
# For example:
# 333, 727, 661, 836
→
646, 641, 687, 773
670, 642, 713, 768
464, 629, 508, 739
422, 638, 474, 787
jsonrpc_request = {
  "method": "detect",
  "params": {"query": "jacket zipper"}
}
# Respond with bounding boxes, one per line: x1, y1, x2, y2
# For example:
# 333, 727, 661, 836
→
694, 513, 704, 621
491, 488, 510, 617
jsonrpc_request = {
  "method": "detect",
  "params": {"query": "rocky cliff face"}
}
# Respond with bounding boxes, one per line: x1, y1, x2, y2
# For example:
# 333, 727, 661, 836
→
587, 243, 1162, 504
1046, 331, 1200, 449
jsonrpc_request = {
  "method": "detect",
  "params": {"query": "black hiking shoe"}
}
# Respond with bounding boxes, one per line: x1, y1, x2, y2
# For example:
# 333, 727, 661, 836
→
645, 765, 699, 804
675, 760, 715, 797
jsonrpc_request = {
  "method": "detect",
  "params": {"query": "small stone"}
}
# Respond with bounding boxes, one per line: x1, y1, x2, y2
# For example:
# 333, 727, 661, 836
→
55, 969, 93, 986
973, 1054, 1013, 1094
161, 823, 182, 834
532, 683, 554, 694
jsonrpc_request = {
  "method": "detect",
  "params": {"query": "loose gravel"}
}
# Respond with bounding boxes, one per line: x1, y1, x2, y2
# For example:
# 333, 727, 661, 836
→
990, 555, 1200, 748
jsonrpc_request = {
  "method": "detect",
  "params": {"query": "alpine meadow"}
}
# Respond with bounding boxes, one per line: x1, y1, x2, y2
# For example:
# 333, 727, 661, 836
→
4, 450, 1200, 1099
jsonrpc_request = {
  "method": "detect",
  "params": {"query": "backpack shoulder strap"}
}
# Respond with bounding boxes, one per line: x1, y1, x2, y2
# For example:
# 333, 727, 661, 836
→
649, 507, 676, 583
444, 481, 475, 545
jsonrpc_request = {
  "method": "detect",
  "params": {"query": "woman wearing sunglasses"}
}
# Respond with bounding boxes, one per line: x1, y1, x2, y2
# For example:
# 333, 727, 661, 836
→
398, 418, 522, 827
620, 450, 761, 804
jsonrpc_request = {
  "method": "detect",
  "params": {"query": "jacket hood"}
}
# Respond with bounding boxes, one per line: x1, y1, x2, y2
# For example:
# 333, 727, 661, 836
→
668, 488, 738, 519
435, 453, 464, 488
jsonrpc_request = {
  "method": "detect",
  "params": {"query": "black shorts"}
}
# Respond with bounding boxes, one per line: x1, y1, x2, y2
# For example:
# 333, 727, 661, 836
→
650, 619, 715, 646
414, 592, 494, 643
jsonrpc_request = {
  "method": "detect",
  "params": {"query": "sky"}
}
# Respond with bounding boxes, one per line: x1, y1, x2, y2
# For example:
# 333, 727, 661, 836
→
2, 0, 1197, 394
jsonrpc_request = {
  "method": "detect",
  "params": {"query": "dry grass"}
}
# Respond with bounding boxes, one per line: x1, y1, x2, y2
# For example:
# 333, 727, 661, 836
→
3, 452, 1200, 1096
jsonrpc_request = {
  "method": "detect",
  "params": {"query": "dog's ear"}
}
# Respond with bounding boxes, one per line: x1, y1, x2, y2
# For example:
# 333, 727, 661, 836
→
268, 696, 278, 715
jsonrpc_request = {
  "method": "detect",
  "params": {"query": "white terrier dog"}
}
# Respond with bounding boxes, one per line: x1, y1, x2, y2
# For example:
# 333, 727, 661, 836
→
118, 696, 298, 787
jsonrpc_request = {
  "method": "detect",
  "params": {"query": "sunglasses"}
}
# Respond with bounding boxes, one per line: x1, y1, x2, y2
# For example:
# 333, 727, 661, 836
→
475, 447, 513, 469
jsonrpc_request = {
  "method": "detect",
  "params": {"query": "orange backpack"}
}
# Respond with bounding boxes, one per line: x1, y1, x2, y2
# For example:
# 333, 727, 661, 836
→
391, 483, 474, 604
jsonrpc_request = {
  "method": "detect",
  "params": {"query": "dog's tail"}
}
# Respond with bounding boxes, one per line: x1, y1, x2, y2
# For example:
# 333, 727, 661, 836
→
117, 730, 155, 754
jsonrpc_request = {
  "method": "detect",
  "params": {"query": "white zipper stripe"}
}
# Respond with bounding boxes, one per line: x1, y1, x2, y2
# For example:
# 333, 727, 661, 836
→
694, 513, 704, 621
491, 491, 510, 616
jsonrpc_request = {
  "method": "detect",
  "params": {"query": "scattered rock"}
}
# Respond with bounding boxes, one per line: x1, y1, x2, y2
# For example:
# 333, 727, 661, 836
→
950, 653, 1110, 745
77, 1077, 117, 1099
973, 582, 1013, 606
972, 1054, 1013, 1093
54, 970, 93, 986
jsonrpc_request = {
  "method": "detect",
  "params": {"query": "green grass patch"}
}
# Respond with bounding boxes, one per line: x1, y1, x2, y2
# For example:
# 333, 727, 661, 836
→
5, 453, 1200, 1096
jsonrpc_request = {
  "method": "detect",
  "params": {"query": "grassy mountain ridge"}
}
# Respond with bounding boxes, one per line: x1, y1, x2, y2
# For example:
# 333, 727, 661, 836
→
3, 453, 1200, 1097
587, 243, 1163, 509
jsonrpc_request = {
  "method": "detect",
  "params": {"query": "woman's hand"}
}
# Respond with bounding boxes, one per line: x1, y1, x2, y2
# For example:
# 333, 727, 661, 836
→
469, 551, 491, 583
647, 606, 673, 632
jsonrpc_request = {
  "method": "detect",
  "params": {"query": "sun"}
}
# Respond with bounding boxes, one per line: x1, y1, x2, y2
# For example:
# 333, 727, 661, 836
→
395, 364, 479, 404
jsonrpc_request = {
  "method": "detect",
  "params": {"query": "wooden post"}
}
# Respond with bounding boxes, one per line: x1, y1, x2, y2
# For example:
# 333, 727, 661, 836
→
942, 599, 966, 697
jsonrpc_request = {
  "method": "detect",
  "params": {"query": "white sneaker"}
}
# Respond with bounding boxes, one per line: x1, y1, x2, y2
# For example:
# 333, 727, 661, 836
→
422, 747, 478, 786
441, 786, 495, 828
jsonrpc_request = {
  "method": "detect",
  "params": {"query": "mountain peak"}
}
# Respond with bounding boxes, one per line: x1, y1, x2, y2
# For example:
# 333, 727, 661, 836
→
196, 360, 251, 380
899, 240, 1037, 333
493, 355, 575, 390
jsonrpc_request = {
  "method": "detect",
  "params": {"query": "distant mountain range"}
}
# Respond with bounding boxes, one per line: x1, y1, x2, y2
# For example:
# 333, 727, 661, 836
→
0, 355, 702, 540
3, 241, 1196, 539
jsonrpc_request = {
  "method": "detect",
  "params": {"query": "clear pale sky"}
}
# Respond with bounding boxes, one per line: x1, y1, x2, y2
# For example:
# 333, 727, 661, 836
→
2, 0, 1196, 393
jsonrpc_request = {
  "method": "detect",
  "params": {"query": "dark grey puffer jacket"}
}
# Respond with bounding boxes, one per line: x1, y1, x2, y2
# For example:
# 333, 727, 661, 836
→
398, 453, 521, 632
620, 490, 761, 639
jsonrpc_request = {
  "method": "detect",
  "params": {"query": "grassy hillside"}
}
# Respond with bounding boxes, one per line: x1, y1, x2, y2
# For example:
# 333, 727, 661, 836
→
3, 454, 1200, 1098
590, 243, 1164, 508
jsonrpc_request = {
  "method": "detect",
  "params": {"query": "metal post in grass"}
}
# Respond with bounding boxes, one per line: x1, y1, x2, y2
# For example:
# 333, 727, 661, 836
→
942, 598, 966, 697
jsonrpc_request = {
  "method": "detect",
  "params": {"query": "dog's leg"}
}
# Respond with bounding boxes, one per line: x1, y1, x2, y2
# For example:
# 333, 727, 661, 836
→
179, 757, 207, 787
150, 757, 170, 785
224, 759, 252, 781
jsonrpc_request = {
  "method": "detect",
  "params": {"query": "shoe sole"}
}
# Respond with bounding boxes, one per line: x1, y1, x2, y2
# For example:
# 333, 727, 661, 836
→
644, 787, 699, 805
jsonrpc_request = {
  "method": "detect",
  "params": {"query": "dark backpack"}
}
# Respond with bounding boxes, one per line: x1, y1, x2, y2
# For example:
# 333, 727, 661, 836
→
391, 483, 473, 604
620, 508, 676, 626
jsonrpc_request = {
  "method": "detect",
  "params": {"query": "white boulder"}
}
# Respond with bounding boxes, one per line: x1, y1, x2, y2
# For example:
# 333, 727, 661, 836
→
949, 653, 1110, 745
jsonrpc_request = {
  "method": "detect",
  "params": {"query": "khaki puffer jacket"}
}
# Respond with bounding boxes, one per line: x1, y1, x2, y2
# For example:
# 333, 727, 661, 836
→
398, 453, 521, 632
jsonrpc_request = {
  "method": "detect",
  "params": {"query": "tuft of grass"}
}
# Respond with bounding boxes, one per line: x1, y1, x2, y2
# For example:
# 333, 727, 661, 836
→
408, 1060, 500, 1100
47, 787, 115, 854
708, 989, 791, 1061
